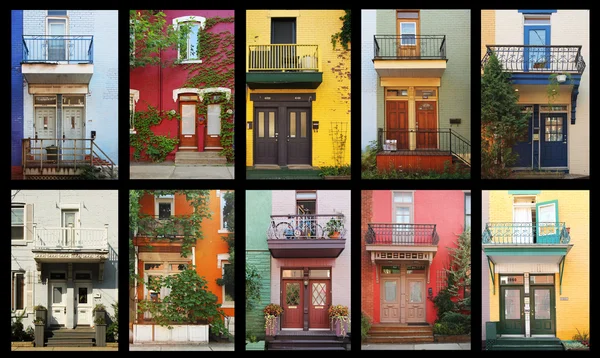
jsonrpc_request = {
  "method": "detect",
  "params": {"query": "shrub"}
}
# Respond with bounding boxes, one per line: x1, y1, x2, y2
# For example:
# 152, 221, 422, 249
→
361, 312, 372, 342
263, 303, 283, 317
328, 304, 349, 318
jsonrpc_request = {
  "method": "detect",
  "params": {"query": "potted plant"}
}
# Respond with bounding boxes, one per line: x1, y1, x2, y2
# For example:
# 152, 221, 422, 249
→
94, 315, 107, 347
263, 303, 283, 336
33, 317, 45, 347
93, 303, 107, 325
34, 305, 47, 325
328, 304, 350, 338
533, 58, 547, 69
325, 217, 344, 239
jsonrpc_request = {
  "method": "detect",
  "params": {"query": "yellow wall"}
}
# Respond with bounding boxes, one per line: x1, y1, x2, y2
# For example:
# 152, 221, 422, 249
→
488, 191, 590, 340
246, 10, 351, 167
481, 10, 496, 64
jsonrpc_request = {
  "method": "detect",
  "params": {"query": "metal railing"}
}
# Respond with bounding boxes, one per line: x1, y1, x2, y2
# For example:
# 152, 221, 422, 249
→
33, 225, 108, 250
136, 215, 195, 239
374, 35, 446, 59
481, 45, 585, 74
267, 214, 346, 240
482, 222, 571, 244
248, 44, 319, 71
377, 128, 471, 166
22, 138, 115, 178
366, 223, 439, 245
23, 35, 93, 64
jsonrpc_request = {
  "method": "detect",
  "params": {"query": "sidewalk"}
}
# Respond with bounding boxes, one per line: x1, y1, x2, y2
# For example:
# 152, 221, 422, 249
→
129, 342, 234, 351
11, 347, 118, 351
130, 163, 235, 179
362, 343, 471, 350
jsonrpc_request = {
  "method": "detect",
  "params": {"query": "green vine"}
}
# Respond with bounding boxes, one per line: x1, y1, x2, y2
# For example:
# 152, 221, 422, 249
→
331, 10, 351, 50
130, 105, 179, 162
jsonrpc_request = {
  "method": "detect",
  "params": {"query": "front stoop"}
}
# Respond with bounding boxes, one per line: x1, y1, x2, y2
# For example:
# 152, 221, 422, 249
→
266, 331, 350, 351
366, 324, 434, 344
488, 337, 564, 351
175, 151, 227, 165
46, 327, 96, 347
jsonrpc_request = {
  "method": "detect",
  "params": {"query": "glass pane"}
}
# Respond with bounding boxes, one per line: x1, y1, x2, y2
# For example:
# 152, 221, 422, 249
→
289, 112, 296, 138
385, 281, 397, 302
401, 23, 416, 34
181, 104, 196, 135
534, 289, 551, 319
50, 273, 66, 280
48, 10, 67, 16
395, 207, 410, 223
465, 194, 471, 214
500, 276, 524, 285
286, 283, 300, 305
171, 264, 187, 271
78, 288, 88, 304
11, 208, 24, 225
409, 281, 423, 303
207, 104, 221, 135
296, 192, 317, 200
530, 275, 554, 284
312, 283, 327, 305
282, 270, 303, 278
75, 273, 91, 280
11, 227, 24, 241
300, 112, 307, 138
53, 287, 63, 304
381, 266, 401, 274
188, 24, 199, 59
528, 29, 546, 46
394, 192, 412, 203
397, 11, 419, 19
505, 289, 521, 319
258, 112, 264, 138
64, 212, 75, 227
309, 269, 330, 278
268, 112, 275, 138
158, 203, 171, 219
145, 263, 164, 271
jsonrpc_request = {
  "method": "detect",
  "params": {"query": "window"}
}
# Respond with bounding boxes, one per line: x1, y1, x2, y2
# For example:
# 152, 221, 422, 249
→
48, 10, 67, 16
11, 205, 24, 240
46, 16, 68, 61
219, 190, 232, 232
397, 10, 419, 46
155, 196, 174, 219
296, 191, 317, 214
465, 192, 471, 230
173, 16, 206, 63
513, 196, 537, 243
393, 192, 413, 224
11, 272, 25, 310
130, 90, 139, 133
207, 104, 221, 135
222, 261, 234, 308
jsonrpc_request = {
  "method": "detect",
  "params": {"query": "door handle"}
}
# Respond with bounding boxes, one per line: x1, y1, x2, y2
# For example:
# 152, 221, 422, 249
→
64, 307, 66, 314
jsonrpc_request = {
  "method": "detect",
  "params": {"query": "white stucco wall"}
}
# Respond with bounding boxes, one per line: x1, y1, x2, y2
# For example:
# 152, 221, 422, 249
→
361, 10, 377, 151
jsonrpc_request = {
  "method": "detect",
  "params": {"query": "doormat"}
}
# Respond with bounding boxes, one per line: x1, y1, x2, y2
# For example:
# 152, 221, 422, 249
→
407, 323, 430, 326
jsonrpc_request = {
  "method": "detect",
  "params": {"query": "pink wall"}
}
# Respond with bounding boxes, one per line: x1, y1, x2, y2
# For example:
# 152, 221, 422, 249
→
372, 190, 392, 222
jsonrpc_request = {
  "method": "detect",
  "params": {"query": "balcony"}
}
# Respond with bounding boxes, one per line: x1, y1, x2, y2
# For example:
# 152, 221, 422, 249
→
482, 222, 571, 245
133, 216, 196, 246
481, 45, 586, 75
246, 44, 322, 89
22, 35, 94, 84
365, 223, 439, 264
373, 35, 447, 78
266, 214, 346, 258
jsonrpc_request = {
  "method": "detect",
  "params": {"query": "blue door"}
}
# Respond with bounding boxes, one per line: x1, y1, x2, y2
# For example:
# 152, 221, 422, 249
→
514, 114, 533, 168
524, 26, 550, 72
540, 113, 567, 168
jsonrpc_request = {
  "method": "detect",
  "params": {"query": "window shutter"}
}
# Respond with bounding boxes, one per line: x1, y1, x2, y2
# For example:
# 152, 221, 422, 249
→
26, 204, 34, 241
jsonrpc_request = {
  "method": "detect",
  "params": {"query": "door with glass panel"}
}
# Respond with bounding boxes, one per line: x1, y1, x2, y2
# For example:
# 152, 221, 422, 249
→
50, 282, 67, 326
406, 277, 426, 323
75, 283, 92, 326
381, 277, 400, 322
62, 209, 80, 247
254, 108, 278, 164
282, 280, 303, 329
500, 286, 525, 334
540, 113, 567, 168
179, 101, 197, 148
286, 108, 311, 165
47, 18, 67, 61
393, 192, 413, 244
62, 106, 85, 162
531, 286, 555, 335
396, 11, 420, 58
309, 280, 329, 328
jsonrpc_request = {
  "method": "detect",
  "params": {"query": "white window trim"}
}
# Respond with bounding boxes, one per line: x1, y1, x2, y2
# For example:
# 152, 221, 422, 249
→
155, 196, 175, 218
172, 16, 206, 64
218, 255, 234, 308
391, 191, 414, 224
11, 204, 26, 243
11, 271, 26, 312
219, 190, 230, 233
130, 89, 139, 134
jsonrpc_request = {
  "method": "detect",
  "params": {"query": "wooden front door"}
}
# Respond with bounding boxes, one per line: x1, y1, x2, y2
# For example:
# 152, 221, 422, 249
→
500, 286, 525, 334
62, 107, 85, 161
49, 282, 67, 326
75, 283, 92, 326
381, 277, 400, 323
531, 286, 555, 335
179, 102, 197, 149
286, 108, 311, 165
540, 113, 568, 168
386, 101, 409, 149
406, 277, 426, 323
416, 101, 437, 149
309, 280, 329, 329
396, 11, 420, 58
205, 103, 222, 149
282, 280, 303, 329
35, 107, 56, 140
254, 108, 278, 165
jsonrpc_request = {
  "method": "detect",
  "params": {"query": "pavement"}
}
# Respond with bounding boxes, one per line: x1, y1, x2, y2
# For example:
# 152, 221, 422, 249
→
11, 346, 118, 351
361, 343, 471, 350
130, 163, 235, 179
129, 342, 234, 351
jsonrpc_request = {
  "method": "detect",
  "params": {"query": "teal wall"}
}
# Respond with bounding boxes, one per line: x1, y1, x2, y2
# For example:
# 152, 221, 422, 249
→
375, 10, 395, 129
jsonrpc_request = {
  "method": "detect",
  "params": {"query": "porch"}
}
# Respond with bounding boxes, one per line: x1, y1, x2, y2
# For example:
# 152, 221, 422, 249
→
266, 330, 350, 351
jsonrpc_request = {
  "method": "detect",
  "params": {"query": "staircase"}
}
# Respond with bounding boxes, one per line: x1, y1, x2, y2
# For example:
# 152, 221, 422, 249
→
175, 151, 227, 165
266, 331, 349, 351
365, 323, 434, 344
45, 327, 95, 347
488, 337, 564, 351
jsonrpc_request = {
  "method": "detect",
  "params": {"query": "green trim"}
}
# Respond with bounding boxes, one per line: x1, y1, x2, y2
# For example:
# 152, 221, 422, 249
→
246, 72, 323, 89
508, 190, 541, 195
536, 200, 559, 243
488, 257, 496, 295
484, 247, 568, 256
559, 256, 566, 295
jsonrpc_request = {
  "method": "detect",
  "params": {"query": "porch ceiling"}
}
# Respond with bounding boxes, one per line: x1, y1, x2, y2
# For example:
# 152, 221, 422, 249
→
373, 59, 446, 78
267, 239, 345, 258
483, 244, 572, 266
22, 63, 93, 84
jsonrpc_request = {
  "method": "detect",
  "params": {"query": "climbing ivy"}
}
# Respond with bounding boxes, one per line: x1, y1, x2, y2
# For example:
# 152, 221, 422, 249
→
216, 191, 234, 298
130, 105, 180, 162
331, 10, 351, 50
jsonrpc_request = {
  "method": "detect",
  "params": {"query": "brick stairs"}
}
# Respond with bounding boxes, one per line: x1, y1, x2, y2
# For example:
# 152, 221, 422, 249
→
365, 323, 434, 344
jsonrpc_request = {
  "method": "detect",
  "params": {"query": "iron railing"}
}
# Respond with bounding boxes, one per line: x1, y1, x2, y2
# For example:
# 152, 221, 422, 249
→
248, 44, 319, 71
366, 223, 439, 245
377, 128, 471, 166
481, 45, 585, 74
136, 215, 196, 239
23, 35, 93, 64
374, 35, 446, 59
33, 225, 108, 250
267, 214, 346, 240
22, 138, 116, 178
482, 222, 571, 244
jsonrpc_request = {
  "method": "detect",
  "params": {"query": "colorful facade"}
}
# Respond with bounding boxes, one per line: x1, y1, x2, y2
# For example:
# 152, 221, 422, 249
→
11, 10, 119, 179
482, 190, 589, 349
362, 10, 471, 172
481, 10, 589, 176
129, 10, 234, 164
361, 190, 469, 341
245, 10, 351, 169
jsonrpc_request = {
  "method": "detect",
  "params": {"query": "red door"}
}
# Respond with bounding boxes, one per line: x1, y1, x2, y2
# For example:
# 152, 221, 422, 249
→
416, 101, 437, 149
282, 281, 303, 329
309, 280, 330, 329
386, 101, 408, 149
205, 103, 222, 149
179, 101, 197, 149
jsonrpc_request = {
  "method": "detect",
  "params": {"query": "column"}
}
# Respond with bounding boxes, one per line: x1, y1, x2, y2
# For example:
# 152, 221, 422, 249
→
66, 263, 74, 329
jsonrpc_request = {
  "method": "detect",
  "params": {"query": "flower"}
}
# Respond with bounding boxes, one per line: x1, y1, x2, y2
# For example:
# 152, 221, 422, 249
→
328, 304, 349, 318
263, 303, 283, 317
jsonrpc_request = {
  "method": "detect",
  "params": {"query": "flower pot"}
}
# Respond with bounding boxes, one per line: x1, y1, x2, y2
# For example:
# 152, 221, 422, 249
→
333, 318, 349, 337
329, 231, 340, 239
34, 323, 45, 347
265, 316, 279, 336
95, 324, 107, 347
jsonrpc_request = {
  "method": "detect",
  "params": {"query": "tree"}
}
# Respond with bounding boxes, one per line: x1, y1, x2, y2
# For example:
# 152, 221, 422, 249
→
446, 230, 471, 309
481, 53, 529, 178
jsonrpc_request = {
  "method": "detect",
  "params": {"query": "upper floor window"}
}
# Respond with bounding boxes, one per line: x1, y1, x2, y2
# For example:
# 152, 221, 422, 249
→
218, 190, 233, 232
48, 10, 67, 16
11, 205, 24, 241
397, 10, 420, 46
296, 191, 316, 214
222, 261, 234, 308
465, 192, 471, 230
173, 16, 206, 63
155, 196, 174, 219
11, 272, 25, 311
393, 191, 413, 223
130, 89, 139, 133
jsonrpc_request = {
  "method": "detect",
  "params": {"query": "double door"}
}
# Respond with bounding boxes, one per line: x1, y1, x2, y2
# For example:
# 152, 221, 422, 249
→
282, 279, 329, 329
500, 285, 555, 335
380, 276, 426, 323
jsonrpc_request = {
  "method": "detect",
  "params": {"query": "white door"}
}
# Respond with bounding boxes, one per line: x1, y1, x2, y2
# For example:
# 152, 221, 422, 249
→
513, 206, 534, 244
75, 284, 93, 326
50, 282, 67, 326
62, 107, 85, 162
62, 210, 80, 247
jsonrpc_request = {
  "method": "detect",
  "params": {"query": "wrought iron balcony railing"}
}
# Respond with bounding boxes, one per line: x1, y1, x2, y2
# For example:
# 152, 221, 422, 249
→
267, 214, 346, 240
481, 45, 585, 74
33, 225, 108, 250
366, 223, 439, 245
23, 35, 94, 64
374, 35, 446, 59
136, 215, 195, 239
482, 222, 570, 245
248, 44, 319, 71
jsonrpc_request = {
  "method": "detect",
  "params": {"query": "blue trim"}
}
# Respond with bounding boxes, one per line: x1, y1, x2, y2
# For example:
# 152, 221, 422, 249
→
518, 10, 557, 14
11, 10, 23, 168
524, 25, 551, 71
571, 84, 579, 124
511, 73, 582, 86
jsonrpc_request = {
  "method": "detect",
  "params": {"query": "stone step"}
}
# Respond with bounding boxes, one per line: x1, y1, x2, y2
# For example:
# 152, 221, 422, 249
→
268, 346, 346, 351
368, 329, 433, 336
490, 345, 564, 351
369, 325, 432, 332
175, 151, 227, 165
365, 336, 434, 344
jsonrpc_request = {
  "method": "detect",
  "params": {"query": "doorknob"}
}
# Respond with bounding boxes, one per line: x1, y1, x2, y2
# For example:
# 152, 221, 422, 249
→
64, 307, 66, 314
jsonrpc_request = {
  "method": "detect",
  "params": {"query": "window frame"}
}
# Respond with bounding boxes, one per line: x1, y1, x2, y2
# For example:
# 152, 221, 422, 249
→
392, 191, 414, 224
464, 192, 471, 230
218, 190, 231, 233
11, 204, 25, 242
11, 272, 25, 311
172, 16, 206, 64
221, 260, 234, 308
130, 89, 139, 133
155, 196, 175, 219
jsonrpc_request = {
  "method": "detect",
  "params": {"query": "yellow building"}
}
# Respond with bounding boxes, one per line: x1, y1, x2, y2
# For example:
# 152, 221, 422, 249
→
483, 190, 589, 349
246, 10, 351, 168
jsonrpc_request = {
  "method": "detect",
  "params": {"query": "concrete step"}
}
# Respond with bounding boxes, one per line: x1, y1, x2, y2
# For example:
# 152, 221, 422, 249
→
365, 336, 434, 344
268, 346, 346, 350
175, 151, 227, 165
368, 329, 434, 336
490, 345, 564, 351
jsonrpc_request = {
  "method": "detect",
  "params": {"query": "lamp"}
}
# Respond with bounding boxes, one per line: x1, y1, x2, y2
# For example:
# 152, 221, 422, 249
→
304, 280, 308, 286
312, 121, 319, 132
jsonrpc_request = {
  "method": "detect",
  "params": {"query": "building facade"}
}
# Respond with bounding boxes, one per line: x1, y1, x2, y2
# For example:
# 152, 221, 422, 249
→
11, 10, 119, 179
481, 10, 589, 176
245, 10, 351, 169
361, 190, 470, 343
129, 10, 234, 165
11, 190, 118, 331
362, 10, 471, 172
482, 190, 589, 350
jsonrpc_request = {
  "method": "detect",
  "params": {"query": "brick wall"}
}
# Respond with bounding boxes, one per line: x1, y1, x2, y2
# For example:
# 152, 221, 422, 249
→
361, 190, 374, 320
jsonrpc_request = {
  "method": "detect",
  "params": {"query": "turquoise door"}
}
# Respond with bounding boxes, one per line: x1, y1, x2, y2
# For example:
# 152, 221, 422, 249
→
536, 200, 559, 243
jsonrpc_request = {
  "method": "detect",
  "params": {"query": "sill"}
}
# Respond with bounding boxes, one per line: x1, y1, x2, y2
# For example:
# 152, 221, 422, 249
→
179, 60, 203, 64
221, 303, 235, 309
11, 240, 30, 246
218, 229, 231, 234
130, 130, 137, 134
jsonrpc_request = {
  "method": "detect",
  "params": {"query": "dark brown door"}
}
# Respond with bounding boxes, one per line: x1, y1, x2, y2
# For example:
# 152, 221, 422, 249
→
205, 103, 222, 149
500, 286, 524, 334
179, 102, 197, 149
386, 101, 409, 149
254, 108, 278, 165
309, 280, 329, 329
416, 101, 437, 149
286, 108, 311, 165
282, 280, 303, 329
